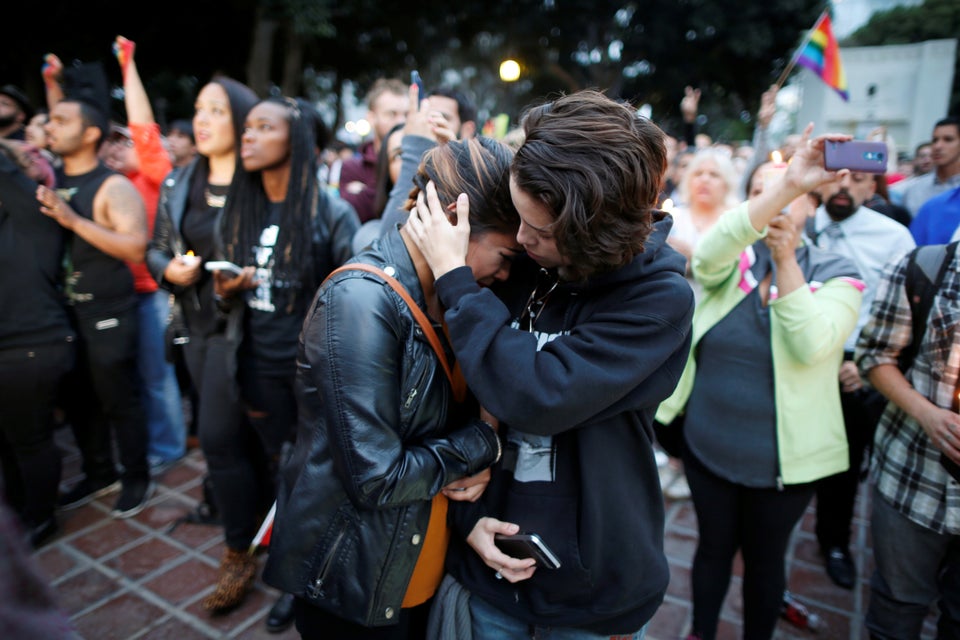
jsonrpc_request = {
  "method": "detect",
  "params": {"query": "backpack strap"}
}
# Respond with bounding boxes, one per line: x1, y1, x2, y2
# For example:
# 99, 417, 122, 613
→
899, 242, 958, 372
323, 263, 465, 402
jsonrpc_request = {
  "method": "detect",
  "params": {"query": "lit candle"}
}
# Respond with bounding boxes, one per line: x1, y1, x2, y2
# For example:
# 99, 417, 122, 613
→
762, 150, 788, 193
180, 249, 200, 266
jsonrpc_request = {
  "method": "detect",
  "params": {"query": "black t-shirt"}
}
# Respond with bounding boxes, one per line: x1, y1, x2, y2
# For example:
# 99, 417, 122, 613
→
241, 202, 306, 376
180, 182, 228, 338
0, 154, 74, 349
56, 163, 135, 316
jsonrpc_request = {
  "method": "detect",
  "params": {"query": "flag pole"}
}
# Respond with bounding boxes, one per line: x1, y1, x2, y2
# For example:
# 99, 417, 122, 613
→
774, 9, 828, 91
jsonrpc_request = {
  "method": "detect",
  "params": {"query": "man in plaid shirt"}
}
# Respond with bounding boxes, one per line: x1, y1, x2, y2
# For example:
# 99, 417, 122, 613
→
855, 247, 960, 639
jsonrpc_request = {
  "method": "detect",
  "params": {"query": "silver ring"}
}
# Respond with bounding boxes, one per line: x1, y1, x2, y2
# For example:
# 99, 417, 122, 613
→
494, 570, 503, 580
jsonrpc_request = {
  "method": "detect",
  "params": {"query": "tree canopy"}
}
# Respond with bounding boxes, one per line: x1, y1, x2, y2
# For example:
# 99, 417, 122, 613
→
17, 0, 944, 142
846, 0, 960, 114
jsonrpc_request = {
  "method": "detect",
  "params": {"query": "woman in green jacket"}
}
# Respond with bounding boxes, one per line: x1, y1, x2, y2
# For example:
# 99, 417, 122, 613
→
657, 128, 864, 640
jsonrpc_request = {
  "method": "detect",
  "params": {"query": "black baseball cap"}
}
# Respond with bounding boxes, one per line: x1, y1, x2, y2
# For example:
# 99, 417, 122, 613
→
0, 84, 35, 121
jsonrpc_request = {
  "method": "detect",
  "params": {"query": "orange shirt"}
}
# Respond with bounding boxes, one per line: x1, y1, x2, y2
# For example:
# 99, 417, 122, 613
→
401, 493, 450, 607
126, 122, 172, 294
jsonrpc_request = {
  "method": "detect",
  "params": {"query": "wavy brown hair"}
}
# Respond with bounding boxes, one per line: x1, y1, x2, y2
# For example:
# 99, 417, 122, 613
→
512, 90, 667, 281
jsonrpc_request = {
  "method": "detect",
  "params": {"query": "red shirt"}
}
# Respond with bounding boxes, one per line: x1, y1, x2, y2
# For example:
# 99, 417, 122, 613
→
126, 122, 172, 294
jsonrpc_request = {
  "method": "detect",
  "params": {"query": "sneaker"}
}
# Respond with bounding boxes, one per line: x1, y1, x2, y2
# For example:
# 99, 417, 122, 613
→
58, 477, 121, 510
111, 480, 154, 519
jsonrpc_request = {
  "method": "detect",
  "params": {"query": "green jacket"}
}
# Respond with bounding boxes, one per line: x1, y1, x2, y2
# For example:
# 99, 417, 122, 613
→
657, 203, 864, 485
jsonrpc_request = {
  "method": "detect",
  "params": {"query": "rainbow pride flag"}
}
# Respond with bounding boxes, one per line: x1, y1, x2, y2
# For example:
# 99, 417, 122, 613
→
795, 11, 849, 102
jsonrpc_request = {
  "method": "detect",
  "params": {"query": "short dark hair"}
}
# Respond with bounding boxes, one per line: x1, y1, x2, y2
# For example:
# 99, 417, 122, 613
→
57, 97, 109, 150
512, 90, 667, 281
428, 86, 477, 128
934, 116, 960, 132
167, 119, 194, 142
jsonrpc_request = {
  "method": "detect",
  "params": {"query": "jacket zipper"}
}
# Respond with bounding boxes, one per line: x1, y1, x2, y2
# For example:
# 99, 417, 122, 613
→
403, 387, 418, 409
306, 528, 346, 599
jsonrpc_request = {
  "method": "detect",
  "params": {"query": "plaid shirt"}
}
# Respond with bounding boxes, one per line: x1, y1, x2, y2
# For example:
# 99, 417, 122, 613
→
855, 250, 960, 534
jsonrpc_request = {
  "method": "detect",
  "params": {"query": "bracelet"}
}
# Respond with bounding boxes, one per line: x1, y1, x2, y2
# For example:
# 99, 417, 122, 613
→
479, 420, 501, 465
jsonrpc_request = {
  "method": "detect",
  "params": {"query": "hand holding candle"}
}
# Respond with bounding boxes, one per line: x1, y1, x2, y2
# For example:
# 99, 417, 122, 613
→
762, 150, 788, 193
179, 250, 201, 267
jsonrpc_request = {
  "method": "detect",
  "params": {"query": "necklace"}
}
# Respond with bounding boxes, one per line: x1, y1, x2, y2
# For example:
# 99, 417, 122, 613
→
204, 188, 227, 208
520, 268, 560, 332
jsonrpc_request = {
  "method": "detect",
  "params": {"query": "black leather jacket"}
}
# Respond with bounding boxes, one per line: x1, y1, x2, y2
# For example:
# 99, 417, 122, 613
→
146, 160, 202, 292
262, 229, 500, 627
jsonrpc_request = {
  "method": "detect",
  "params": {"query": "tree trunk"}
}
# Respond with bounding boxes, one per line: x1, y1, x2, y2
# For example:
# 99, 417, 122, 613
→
247, 7, 278, 96
281, 23, 304, 97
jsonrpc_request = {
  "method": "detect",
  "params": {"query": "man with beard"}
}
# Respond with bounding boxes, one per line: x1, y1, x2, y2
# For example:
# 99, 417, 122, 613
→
805, 170, 915, 589
0, 85, 34, 141
37, 65, 153, 519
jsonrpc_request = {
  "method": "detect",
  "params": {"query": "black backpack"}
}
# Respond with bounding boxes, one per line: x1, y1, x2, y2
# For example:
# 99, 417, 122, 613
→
898, 241, 959, 373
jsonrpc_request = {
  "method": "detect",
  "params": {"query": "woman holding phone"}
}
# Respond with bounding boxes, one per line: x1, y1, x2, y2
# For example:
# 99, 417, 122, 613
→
656, 127, 866, 640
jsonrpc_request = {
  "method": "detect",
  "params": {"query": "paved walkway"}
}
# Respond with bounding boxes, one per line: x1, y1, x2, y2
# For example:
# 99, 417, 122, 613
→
29, 426, 932, 639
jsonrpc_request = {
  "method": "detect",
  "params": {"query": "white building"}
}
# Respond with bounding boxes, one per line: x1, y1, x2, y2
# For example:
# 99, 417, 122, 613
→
794, 38, 957, 155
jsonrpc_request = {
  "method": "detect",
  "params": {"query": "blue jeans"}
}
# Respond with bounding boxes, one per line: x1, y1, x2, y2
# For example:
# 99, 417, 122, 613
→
138, 291, 186, 463
866, 486, 960, 639
469, 594, 648, 640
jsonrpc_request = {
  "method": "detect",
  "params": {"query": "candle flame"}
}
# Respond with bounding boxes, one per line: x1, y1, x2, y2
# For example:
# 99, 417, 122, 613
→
185, 250, 195, 256
662, 198, 675, 213
771, 150, 783, 164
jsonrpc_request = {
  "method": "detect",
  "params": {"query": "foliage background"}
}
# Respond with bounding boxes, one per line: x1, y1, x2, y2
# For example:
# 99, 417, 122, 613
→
3, 0, 956, 143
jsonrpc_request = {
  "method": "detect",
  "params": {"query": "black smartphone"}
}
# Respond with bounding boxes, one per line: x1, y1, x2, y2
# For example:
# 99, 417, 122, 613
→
410, 70, 425, 105
823, 140, 888, 174
494, 533, 561, 569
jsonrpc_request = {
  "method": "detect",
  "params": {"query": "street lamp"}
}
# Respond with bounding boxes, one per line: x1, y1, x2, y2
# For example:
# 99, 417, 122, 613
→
500, 59, 521, 82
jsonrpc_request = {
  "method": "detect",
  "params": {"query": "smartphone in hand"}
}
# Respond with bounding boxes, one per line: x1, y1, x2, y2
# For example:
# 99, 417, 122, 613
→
411, 70, 425, 105
203, 260, 244, 276
494, 533, 561, 569
824, 140, 888, 174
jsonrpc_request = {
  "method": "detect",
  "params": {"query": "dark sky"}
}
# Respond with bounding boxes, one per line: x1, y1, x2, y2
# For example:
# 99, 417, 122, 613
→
5, 1, 258, 114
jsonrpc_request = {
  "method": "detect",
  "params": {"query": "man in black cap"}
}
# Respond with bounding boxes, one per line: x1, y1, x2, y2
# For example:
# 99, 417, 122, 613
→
0, 85, 34, 141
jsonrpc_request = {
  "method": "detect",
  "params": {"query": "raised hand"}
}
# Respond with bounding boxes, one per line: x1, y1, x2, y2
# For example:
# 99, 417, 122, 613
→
41, 53, 63, 86
113, 36, 136, 82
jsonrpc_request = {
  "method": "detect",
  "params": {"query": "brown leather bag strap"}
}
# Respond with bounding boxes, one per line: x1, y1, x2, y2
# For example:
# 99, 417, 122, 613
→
324, 263, 464, 401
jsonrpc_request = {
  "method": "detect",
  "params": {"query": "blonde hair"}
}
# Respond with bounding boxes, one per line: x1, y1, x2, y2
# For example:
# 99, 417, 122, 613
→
679, 147, 740, 209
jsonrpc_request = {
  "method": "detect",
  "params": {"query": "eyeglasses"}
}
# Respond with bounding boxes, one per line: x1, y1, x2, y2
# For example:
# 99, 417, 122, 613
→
519, 268, 559, 332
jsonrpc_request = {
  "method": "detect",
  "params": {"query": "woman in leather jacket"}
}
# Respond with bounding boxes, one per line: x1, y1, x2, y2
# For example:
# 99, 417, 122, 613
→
144, 76, 259, 613
262, 126, 519, 639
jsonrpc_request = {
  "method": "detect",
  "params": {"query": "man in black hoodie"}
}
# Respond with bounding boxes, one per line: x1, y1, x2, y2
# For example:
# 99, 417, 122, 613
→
407, 90, 695, 638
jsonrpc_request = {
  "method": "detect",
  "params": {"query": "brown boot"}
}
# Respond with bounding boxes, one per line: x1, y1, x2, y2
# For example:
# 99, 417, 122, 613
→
202, 547, 257, 612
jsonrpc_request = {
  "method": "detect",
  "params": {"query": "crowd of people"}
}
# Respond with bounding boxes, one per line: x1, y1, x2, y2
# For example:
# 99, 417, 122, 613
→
0, 34, 959, 640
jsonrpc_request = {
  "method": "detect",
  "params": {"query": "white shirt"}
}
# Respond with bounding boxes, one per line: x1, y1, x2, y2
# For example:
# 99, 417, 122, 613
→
809, 205, 916, 351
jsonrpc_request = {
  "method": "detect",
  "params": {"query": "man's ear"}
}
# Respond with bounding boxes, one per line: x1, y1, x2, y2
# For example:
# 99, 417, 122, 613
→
460, 121, 477, 140
445, 201, 458, 223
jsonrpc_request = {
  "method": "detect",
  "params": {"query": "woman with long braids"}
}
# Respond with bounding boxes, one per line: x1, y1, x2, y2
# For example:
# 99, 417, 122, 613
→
211, 96, 359, 623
